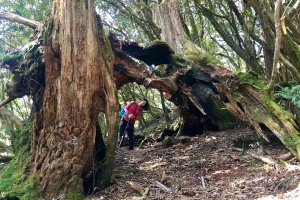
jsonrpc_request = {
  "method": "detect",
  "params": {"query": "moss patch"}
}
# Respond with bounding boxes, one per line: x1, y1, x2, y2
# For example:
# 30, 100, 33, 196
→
283, 130, 300, 156
0, 121, 39, 200
237, 71, 267, 88
182, 50, 211, 66
262, 95, 294, 120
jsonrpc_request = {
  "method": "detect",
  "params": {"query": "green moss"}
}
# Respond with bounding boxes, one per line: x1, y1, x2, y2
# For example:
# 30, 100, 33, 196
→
182, 50, 211, 66
237, 71, 267, 88
0, 152, 39, 200
262, 95, 294, 120
170, 53, 187, 68
66, 188, 84, 200
0, 121, 40, 200
283, 130, 300, 153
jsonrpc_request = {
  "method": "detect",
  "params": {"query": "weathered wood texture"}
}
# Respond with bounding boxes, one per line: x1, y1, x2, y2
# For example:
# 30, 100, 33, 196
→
32, 0, 117, 198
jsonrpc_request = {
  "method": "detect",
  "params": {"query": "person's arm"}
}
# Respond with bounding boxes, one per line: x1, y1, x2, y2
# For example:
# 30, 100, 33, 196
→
135, 112, 141, 121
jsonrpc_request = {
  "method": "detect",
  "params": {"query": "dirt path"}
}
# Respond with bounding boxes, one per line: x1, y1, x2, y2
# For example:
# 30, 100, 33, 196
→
87, 128, 300, 200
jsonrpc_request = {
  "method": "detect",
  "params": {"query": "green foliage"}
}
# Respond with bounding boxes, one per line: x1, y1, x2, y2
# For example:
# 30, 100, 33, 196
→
275, 85, 300, 109
0, 121, 39, 200
0, 158, 39, 200
237, 71, 267, 88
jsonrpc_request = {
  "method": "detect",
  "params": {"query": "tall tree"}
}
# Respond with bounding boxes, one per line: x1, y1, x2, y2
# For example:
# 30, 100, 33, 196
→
32, 1, 118, 198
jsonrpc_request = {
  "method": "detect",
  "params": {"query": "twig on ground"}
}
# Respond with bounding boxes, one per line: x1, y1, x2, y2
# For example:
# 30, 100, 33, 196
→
233, 147, 276, 165
200, 176, 206, 189
127, 181, 145, 196
155, 181, 171, 192
233, 148, 300, 171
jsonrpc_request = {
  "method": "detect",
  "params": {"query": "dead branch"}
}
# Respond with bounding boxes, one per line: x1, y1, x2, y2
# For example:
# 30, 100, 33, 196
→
279, 54, 300, 82
200, 176, 206, 189
0, 9, 42, 30
235, 147, 300, 171
233, 147, 276, 165
0, 97, 15, 109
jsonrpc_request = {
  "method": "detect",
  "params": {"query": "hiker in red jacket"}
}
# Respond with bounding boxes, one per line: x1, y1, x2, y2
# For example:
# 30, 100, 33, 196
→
118, 99, 149, 150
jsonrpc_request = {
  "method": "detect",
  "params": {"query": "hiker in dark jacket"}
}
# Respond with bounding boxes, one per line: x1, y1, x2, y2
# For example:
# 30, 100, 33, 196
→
118, 99, 149, 150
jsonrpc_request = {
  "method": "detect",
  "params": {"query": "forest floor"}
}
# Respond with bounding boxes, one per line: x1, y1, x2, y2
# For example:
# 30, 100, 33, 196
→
87, 128, 300, 200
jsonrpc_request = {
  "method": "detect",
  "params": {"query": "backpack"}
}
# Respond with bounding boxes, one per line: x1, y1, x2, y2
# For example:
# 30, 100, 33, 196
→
120, 105, 126, 117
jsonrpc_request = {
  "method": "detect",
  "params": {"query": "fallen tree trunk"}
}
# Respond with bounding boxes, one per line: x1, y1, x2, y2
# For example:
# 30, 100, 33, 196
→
2, 30, 300, 160
109, 35, 300, 159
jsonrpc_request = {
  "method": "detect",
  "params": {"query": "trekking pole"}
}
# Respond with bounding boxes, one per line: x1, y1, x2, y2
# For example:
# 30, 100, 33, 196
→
118, 120, 131, 147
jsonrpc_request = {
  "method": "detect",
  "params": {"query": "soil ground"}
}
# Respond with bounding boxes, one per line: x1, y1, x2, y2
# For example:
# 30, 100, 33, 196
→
87, 128, 300, 200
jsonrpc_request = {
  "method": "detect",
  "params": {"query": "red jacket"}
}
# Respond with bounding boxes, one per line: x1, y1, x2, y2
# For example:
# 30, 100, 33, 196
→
123, 101, 142, 122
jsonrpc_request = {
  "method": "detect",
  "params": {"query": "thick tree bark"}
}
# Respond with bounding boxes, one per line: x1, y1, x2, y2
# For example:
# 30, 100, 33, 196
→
32, 0, 117, 198
152, 0, 186, 53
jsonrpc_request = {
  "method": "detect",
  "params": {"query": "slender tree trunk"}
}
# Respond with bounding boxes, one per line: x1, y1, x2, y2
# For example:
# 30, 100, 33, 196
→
33, 0, 117, 198
160, 91, 170, 123
182, 0, 200, 45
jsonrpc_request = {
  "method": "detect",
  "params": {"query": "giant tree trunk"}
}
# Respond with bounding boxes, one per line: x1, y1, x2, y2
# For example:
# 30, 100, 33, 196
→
33, 0, 117, 198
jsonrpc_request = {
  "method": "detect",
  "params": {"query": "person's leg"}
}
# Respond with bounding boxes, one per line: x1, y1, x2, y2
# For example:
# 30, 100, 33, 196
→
118, 119, 128, 146
127, 123, 134, 150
